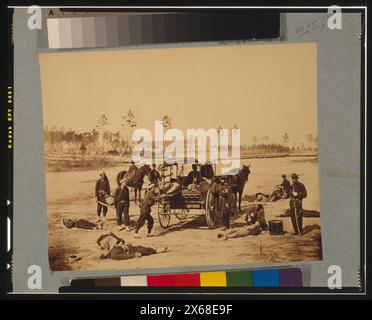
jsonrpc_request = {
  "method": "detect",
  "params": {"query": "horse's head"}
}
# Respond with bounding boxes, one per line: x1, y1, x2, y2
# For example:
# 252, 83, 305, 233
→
145, 164, 152, 173
140, 164, 152, 178
240, 164, 251, 181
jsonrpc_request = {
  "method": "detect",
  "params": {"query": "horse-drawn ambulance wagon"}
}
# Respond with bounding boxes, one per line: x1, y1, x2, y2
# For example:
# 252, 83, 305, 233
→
156, 161, 249, 229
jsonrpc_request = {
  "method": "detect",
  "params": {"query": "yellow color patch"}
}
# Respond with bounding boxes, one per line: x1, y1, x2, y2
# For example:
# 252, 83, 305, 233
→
200, 272, 227, 287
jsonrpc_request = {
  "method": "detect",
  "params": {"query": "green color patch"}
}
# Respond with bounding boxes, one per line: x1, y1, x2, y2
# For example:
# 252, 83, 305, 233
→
226, 270, 253, 287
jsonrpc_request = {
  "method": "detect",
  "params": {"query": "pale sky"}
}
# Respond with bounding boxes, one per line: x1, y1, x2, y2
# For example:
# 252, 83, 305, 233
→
39, 43, 317, 145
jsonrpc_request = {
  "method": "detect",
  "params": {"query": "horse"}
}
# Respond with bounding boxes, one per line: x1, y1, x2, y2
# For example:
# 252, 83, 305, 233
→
116, 164, 152, 203
226, 164, 251, 212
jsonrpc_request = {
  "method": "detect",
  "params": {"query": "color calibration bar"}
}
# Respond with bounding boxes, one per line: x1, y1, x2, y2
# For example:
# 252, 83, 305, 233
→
64, 268, 303, 289
46, 12, 280, 49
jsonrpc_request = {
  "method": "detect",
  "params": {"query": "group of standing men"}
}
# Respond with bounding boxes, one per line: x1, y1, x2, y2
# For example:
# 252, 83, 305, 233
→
95, 162, 164, 238
95, 162, 308, 238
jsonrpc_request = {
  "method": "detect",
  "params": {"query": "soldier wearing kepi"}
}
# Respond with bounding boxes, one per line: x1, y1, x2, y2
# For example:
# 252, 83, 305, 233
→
134, 184, 166, 239
289, 173, 307, 236
95, 172, 111, 222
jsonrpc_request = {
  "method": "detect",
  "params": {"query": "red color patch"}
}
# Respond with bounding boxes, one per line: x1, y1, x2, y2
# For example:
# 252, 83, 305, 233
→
147, 274, 175, 287
174, 273, 201, 287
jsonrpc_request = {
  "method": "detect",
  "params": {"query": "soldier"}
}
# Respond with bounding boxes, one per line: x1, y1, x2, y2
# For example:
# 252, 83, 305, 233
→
187, 164, 202, 184
128, 160, 137, 173
289, 173, 307, 235
220, 181, 235, 230
113, 179, 130, 229
280, 174, 291, 198
149, 164, 161, 185
134, 185, 166, 239
97, 232, 168, 260
245, 204, 268, 230
95, 172, 111, 222
217, 204, 268, 240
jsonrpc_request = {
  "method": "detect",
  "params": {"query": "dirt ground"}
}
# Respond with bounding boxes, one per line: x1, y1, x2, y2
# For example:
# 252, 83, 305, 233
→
47, 156, 322, 271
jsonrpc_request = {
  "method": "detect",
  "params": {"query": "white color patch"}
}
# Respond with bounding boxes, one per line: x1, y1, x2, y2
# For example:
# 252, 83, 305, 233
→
120, 275, 148, 287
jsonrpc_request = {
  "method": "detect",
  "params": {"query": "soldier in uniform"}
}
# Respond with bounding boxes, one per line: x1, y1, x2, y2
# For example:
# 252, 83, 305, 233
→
149, 164, 161, 185
97, 232, 168, 260
186, 164, 202, 186
217, 204, 268, 240
128, 160, 137, 172
280, 174, 291, 198
245, 204, 268, 229
113, 179, 130, 229
95, 172, 111, 222
134, 185, 166, 239
289, 173, 307, 235
219, 181, 236, 230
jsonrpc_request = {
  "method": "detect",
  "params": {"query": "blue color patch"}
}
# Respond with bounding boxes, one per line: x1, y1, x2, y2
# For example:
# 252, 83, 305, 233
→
252, 269, 280, 287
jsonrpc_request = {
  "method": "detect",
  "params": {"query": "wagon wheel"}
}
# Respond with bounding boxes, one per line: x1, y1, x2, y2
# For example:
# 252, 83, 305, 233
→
205, 189, 220, 229
175, 209, 189, 220
157, 202, 171, 228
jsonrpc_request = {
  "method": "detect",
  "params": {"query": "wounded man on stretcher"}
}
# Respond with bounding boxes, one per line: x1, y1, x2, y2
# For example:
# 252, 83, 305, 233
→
97, 232, 168, 260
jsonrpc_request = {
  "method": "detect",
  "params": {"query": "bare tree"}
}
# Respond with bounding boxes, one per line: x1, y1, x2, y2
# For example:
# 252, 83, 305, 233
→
111, 131, 121, 151
96, 114, 109, 153
282, 133, 289, 145
91, 129, 99, 153
122, 109, 137, 151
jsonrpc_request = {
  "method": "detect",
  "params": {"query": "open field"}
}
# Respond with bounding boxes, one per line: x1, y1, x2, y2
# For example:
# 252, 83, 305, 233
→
45, 152, 317, 172
47, 155, 321, 271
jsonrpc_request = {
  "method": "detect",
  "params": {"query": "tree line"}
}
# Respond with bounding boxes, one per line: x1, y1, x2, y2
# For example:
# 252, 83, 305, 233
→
44, 113, 317, 156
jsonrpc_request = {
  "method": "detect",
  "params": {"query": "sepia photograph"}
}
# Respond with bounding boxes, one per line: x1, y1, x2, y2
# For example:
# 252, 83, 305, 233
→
39, 43, 322, 271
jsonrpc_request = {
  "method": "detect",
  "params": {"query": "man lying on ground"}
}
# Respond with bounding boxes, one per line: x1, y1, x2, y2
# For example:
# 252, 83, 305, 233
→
97, 232, 168, 260
63, 218, 103, 230
217, 204, 268, 240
